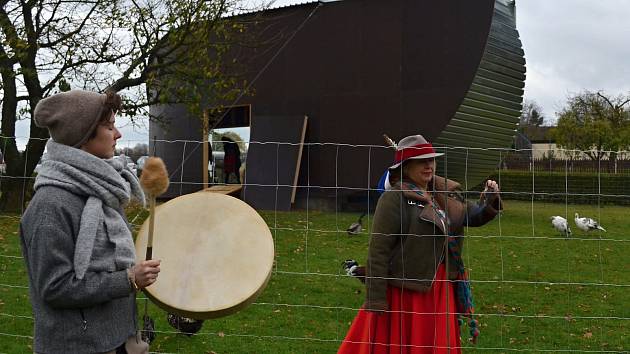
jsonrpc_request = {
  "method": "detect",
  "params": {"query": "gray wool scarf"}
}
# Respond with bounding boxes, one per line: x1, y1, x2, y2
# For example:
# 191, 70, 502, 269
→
34, 140, 146, 279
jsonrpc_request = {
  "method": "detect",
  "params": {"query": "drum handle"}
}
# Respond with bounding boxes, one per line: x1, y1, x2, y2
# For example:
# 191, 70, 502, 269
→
146, 196, 156, 260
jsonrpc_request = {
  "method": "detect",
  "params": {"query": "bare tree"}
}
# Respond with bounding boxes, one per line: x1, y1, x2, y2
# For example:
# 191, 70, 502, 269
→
0, 0, 250, 211
519, 99, 545, 129
116, 143, 148, 162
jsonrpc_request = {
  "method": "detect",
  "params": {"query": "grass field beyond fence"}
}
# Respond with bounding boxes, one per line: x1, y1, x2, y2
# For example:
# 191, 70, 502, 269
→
1, 200, 629, 353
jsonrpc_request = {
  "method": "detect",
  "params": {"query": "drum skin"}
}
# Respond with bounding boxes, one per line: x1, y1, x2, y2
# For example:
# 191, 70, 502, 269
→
135, 192, 274, 319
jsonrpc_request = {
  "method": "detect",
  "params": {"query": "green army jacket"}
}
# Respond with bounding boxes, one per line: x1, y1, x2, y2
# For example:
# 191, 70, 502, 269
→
365, 176, 502, 311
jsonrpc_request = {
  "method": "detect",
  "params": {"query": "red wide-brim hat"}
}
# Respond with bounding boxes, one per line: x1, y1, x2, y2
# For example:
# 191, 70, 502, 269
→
388, 134, 444, 170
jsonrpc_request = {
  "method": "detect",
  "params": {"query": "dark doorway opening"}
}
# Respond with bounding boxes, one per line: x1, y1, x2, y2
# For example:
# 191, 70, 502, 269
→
205, 105, 251, 187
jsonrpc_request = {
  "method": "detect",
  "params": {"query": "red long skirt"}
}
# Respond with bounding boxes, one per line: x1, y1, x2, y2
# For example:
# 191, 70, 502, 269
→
338, 264, 462, 354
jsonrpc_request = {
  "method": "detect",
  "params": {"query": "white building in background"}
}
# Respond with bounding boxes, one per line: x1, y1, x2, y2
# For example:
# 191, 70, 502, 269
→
523, 126, 630, 160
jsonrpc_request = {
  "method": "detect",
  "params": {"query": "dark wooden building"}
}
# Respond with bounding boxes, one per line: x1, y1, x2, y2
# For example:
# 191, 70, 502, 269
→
150, 0, 525, 210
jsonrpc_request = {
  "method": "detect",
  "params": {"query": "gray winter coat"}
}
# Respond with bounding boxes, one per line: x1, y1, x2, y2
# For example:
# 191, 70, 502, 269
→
20, 185, 136, 353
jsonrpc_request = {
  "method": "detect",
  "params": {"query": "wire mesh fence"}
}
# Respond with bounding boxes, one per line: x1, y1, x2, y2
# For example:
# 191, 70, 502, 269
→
1, 136, 629, 353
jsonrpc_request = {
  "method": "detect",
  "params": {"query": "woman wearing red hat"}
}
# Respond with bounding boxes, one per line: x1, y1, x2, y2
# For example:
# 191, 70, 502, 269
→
338, 135, 502, 354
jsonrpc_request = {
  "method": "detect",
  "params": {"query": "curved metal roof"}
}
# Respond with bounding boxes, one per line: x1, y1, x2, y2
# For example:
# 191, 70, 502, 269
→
150, 0, 524, 203
434, 0, 525, 186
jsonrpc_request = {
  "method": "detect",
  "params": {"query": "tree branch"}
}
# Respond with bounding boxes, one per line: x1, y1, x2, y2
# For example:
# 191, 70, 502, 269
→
597, 91, 615, 110
36, 0, 63, 38
38, 2, 99, 48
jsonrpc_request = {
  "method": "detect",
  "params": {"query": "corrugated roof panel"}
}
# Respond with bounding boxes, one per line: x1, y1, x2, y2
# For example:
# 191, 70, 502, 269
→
472, 76, 524, 96
449, 117, 517, 135
485, 44, 525, 65
479, 60, 525, 81
442, 150, 510, 162
437, 136, 514, 150
434, 0, 525, 186
461, 97, 521, 117
466, 91, 523, 111
469, 83, 522, 102
476, 67, 525, 89
440, 126, 514, 143
484, 52, 525, 73
486, 33, 525, 56
453, 111, 516, 130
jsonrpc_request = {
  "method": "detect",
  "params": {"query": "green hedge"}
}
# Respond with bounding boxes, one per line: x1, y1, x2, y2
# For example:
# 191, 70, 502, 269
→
486, 171, 630, 205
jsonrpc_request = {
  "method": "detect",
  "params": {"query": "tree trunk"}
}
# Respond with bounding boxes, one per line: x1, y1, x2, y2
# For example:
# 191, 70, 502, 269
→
0, 134, 46, 213
0, 151, 31, 213
0, 177, 31, 213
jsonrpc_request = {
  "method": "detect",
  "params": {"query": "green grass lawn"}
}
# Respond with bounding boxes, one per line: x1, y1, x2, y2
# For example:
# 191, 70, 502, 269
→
1, 200, 629, 353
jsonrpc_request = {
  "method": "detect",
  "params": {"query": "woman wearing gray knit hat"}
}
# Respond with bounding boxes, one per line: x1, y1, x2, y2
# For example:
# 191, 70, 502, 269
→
20, 90, 160, 354
339, 134, 502, 353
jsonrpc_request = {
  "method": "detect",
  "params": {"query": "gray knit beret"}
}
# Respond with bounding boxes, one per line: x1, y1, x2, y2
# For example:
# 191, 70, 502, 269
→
34, 90, 108, 147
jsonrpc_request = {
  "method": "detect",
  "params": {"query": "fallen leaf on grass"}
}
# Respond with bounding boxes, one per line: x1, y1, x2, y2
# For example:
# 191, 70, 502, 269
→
492, 304, 508, 314
217, 331, 225, 338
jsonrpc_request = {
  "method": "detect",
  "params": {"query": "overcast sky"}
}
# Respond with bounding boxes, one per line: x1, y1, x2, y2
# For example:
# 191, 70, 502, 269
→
517, 0, 630, 121
14, 0, 630, 149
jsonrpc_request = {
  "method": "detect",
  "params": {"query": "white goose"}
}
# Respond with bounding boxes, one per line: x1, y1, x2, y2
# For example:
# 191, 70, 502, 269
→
574, 213, 606, 233
550, 216, 571, 237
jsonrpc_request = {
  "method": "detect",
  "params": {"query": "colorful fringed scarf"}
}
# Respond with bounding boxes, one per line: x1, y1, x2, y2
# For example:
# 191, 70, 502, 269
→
401, 181, 480, 343
446, 232, 479, 343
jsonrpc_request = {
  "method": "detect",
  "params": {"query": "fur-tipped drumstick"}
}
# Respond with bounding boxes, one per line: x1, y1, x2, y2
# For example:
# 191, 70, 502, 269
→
140, 157, 170, 260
